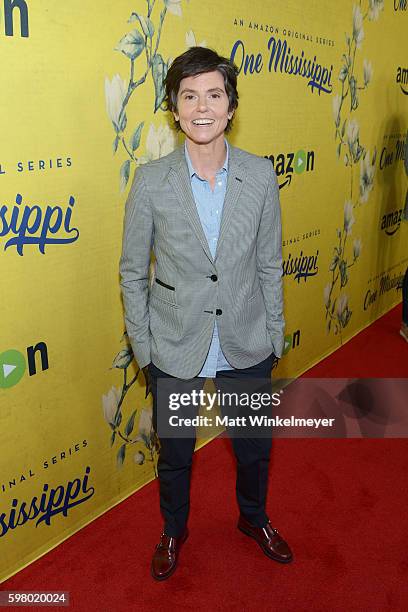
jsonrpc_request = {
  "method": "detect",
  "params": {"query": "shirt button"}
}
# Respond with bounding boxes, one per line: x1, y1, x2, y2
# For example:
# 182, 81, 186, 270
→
216, 309, 222, 316
210, 274, 218, 282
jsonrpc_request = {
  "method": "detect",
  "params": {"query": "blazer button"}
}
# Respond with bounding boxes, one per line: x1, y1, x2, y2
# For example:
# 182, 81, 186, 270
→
210, 274, 218, 282
216, 309, 222, 315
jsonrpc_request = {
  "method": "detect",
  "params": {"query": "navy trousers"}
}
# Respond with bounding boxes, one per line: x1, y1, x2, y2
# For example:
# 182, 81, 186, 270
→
148, 353, 275, 537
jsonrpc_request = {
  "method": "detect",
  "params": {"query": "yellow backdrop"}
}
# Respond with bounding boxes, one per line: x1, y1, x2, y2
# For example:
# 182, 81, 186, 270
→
0, 0, 406, 581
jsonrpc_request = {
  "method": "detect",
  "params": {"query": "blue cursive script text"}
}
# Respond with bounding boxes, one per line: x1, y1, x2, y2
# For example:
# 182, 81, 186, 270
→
0, 193, 79, 255
0, 466, 95, 537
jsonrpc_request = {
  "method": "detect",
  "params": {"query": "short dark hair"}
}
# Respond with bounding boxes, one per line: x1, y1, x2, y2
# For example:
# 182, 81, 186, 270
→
164, 46, 239, 133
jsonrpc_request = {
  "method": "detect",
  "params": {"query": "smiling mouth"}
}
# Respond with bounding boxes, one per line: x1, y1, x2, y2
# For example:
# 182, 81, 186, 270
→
192, 119, 215, 125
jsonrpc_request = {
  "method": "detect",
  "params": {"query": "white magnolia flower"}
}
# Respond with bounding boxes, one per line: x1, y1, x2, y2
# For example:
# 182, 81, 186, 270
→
336, 294, 349, 320
360, 151, 375, 203
363, 59, 373, 87
133, 451, 145, 465
344, 200, 355, 235
105, 74, 127, 130
332, 94, 341, 128
138, 407, 153, 439
352, 5, 364, 48
102, 386, 121, 425
346, 118, 360, 161
165, 0, 182, 17
186, 30, 207, 48
346, 119, 359, 149
368, 0, 384, 21
140, 123, 177, 162
324, 284, 331, 309
353, 237, 362, 259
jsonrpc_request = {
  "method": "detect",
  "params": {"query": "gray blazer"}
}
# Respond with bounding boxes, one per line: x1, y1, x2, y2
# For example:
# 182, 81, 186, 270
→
119, 143, 284, 380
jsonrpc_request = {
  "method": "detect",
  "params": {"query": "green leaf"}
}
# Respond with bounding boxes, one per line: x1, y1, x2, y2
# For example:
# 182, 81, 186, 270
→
329, 254, 339, 272
339, 260, 348, 287
110, 430, 116, 447
120, 159, 131, 192
355, 144, 364, 163
117, 443, 126, 467
125, 410, 137, 437
128, 13, 155, 38
119, 111, 127, 133
114, 410, 122, 428
141, 433, 149, 447
341, 119, 346, 138
116, 30, 145, 60
336, 142, 342, 159
349, 76, 358, 111
130, 122, 144, 151
341, 307, 352, 328
339, 64, 348, 82
152, 54, 167, 113
113, 135, 120, 154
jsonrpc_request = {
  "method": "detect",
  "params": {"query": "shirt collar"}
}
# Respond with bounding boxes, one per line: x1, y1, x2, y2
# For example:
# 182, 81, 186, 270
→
184, 139, 229, 179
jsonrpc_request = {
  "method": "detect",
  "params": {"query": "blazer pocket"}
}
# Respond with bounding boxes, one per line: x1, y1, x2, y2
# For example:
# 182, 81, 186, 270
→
155, 278, 175, 291
150, 293, 180, 310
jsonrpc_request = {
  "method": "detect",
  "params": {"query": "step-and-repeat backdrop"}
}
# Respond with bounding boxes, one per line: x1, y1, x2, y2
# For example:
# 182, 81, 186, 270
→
1, 0, 406, 581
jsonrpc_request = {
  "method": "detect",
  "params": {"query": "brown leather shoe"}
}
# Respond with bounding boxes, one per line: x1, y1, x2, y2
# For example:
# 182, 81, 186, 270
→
151, 529, 189, 580
238, 515, 293, 563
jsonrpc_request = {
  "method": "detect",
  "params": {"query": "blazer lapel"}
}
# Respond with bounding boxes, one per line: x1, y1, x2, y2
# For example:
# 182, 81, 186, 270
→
168, 146, 214, 264
215, 145, 245, 260
167, 143, 246, 264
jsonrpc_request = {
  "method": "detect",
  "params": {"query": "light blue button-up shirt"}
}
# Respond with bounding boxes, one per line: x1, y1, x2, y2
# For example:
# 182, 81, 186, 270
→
185, 141, 235, 378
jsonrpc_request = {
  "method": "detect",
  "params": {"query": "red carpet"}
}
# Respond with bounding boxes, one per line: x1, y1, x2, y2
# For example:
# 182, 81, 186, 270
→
305, 305, 408, 378
3, 306, 408, 611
